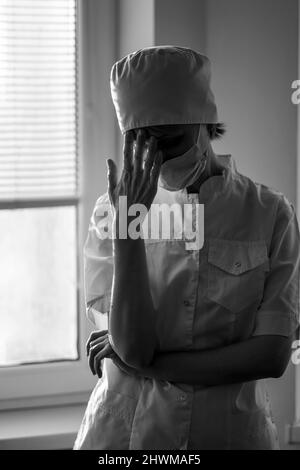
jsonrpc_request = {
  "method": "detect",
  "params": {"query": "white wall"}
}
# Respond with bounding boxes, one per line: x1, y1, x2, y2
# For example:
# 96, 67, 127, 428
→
155, 0, 206, 52
205, 0, 298, 204
80, 0, 118, 225
118, 0, 154, 59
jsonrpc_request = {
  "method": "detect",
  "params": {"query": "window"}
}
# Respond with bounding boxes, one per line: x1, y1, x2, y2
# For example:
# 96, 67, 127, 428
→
0, 0, 78, 367
0, 0, 96, 406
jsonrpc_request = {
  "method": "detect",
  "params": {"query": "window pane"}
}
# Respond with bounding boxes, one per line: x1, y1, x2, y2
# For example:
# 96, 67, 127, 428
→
0, 206, 78, 366
0, 0, 78, 201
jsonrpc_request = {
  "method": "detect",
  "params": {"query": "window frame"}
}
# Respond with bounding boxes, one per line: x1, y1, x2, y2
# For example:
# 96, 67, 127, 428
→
0, 197, 96, 408
0, 0, 105, 410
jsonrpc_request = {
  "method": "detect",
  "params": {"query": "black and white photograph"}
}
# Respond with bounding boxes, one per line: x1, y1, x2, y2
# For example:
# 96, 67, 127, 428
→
0, 0, 300, 457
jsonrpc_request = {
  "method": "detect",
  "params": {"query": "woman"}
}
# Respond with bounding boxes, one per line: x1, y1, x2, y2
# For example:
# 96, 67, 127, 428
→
74, 46, 300, 450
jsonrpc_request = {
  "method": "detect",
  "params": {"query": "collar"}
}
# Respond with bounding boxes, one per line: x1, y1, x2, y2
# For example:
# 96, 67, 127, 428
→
214, 153, 237, 177
181, 154, 237, 203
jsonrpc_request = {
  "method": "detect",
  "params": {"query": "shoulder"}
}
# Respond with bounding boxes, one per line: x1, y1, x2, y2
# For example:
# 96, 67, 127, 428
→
93, 191, 111, 214
94, 191, 110, 208
236, 171, 295, 216
254, 180, 295, 220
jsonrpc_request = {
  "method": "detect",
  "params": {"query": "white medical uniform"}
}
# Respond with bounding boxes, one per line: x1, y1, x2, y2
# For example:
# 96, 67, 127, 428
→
74, 154, 300, 450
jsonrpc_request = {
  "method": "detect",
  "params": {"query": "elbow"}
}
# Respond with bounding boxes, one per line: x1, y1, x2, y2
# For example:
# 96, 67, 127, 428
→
255, 335, 292, 379
109, 331, 157, 370
269, 341, 292, 378
268, 358, 289, 379
269, 363, 287, 379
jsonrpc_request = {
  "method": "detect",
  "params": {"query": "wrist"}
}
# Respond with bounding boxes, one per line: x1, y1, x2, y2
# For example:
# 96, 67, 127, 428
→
113, 209, 146, 241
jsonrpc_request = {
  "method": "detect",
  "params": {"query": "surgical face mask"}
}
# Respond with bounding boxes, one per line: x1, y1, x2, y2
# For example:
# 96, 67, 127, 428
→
158, 125, 208, 191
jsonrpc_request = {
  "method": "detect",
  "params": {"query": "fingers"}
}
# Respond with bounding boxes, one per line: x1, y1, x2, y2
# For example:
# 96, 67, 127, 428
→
133, 129, 147, 178
87, 331, 116, 377
143, 136, 158, 176
123, 130, 135, 174
93, 343, 113, 378
150, 149, 163, 187
88, 336, 108, 375
86, 329, 108, 356
87, 339, 106, 368
141, 136, 160, 197
106, 159, 118, 204
117, 129, 161, 209
89, 341, 104, 375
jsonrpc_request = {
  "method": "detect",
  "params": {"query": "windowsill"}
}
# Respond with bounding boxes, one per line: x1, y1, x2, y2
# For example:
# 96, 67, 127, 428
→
0, 404, 86, 450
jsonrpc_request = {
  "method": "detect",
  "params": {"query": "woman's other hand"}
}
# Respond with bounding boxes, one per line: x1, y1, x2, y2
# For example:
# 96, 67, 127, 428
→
86, 328, 156, 379
86, 329, 115, 378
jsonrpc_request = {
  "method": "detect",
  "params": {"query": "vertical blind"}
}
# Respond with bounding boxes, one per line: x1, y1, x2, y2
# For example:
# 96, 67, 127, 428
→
0, 0, 78, 201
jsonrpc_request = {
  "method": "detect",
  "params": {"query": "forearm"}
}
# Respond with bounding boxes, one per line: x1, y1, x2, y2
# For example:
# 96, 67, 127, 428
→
108, 236, 158, 368
134, 335, 292, 387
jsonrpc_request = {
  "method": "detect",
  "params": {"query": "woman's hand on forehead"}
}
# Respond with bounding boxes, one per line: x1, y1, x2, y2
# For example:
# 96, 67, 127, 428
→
133, 124, 187, 139
131, 124, 200, 161
106, 129, 163, 233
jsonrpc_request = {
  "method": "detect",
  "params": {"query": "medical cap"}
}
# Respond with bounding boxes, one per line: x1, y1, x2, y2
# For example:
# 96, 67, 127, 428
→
110, 45, 218, 134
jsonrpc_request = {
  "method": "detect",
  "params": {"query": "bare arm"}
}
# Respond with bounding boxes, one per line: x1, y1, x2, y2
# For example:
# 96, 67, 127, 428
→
106, 130, 162, 369
109, 236, 159, 368
111, 335, 293, 387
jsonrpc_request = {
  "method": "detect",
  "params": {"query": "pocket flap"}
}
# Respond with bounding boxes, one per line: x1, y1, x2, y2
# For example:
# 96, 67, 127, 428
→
208, 239, 269, 275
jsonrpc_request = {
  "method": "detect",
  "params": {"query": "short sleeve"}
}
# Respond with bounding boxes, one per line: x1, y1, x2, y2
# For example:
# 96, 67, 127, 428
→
83, 191, 113, 326
252, 194, 300, 338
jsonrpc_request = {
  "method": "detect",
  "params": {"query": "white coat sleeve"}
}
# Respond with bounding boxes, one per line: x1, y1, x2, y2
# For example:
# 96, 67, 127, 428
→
83, 191, 114, 328
252, 194, 300, 338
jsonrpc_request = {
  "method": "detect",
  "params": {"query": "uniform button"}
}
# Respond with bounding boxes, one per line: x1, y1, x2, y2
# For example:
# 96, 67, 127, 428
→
234, 261, 241, 268
183, 300, 191, 307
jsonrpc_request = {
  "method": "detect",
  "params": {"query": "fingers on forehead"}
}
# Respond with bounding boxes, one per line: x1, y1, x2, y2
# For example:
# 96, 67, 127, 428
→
125, 129, 134, 143
135, 130, 148, 157
124, 130, 134, 152
148, 135, 157, 150
123, 130, 134, 166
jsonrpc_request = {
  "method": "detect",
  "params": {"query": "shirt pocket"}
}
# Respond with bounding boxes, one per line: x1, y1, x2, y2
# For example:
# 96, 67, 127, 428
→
207, 239, 270, 313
